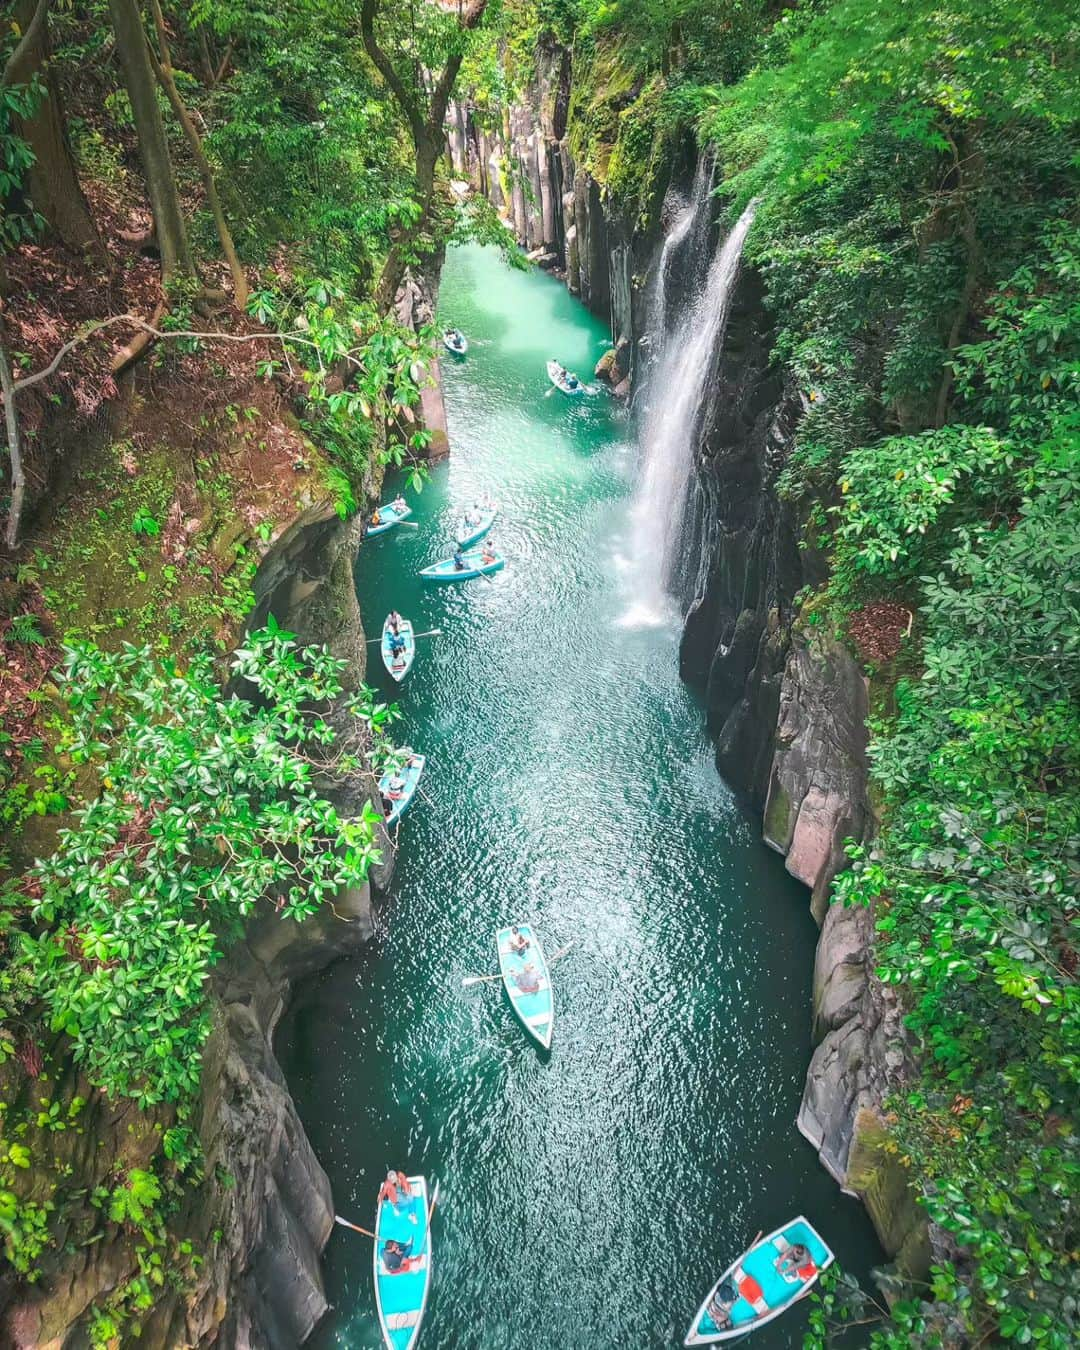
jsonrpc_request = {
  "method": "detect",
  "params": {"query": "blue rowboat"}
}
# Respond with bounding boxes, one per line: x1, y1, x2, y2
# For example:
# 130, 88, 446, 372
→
455, 502, 498, 549
368, 501, 413, 537
379, 754, 425, 828
496, 924, 553, 1050
374, 1174, 432, 1350
546, 359, 584, 395
381, 616, 415, 683
419, 550, 505, 583
443, 329, 468, 355
684, 1216, 834, 1344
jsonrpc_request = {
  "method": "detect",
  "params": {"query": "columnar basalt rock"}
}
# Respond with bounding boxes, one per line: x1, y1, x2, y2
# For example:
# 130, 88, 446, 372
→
454, 56, 928, 1278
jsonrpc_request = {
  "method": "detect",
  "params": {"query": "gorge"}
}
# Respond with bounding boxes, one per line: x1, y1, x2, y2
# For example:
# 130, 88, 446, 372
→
1, 4, 1076, 1349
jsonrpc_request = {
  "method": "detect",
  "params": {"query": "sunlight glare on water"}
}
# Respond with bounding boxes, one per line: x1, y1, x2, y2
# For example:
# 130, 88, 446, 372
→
277, 244, 880, 1349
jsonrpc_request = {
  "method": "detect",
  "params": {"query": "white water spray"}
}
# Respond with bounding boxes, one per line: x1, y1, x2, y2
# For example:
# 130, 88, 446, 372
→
626, 196, 760, 621
648, 158, 712, 351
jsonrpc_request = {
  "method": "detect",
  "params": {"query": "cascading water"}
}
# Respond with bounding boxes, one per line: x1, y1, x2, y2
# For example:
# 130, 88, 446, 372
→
625, 194, 760, 622
647, 156, 713, 351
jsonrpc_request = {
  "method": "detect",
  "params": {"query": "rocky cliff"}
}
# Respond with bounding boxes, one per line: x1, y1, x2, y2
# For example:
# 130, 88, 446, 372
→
461, 45, 928, 1280
2, 501, 389, 1348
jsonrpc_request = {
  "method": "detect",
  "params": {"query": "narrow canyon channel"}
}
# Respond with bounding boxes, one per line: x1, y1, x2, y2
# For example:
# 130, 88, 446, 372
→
278, 243, 882, 1348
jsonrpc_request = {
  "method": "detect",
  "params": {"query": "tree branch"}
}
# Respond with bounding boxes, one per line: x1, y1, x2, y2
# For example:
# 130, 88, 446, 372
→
359, 0, 426, 148
0, 312, 26, 549
145, 0, 247, 306
2, 0, 50, 89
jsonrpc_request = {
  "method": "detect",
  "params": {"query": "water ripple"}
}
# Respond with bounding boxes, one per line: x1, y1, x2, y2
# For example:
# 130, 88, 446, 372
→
279, 245, 881, 1349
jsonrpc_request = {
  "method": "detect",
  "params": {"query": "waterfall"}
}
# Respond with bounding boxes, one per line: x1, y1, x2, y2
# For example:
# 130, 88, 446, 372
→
648, 156, 712, 351
625, 195, 759, 621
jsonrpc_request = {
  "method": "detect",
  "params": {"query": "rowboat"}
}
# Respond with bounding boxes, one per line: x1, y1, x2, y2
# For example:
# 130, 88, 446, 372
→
374, 1175, 432, 1350
496, 924, 553, 1050
455, 502, 497, 548
419, 549, 505, 583
379, 754, 426, 828
546, 359, 583, 395
368, 501, 413, 537
381, 616, 415, 683
684, 1217, 834, 1344
443, 329, 468, 356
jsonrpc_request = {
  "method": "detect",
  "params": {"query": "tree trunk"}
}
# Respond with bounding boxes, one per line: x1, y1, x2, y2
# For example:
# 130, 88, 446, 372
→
1, 311, 26, 550
4, 0, 105, 262
107, 0, 196, 284
146, 0, 247, 307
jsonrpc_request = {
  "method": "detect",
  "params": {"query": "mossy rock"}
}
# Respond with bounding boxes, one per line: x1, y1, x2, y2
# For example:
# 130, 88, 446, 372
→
846, 1108, 931, 1280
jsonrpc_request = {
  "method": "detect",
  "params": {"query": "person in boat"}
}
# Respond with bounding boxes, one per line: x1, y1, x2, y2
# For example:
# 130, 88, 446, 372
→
566, 373, 579, 390
776, 1242, 816, 1282
392, 494, 407, 514
388, 630, 407, 658
388, 610, 402, 635
480, 540, 496, 565
508, 926, 529, 957
464, 506, 483, 527
453, 547, 466, 571
706, 1279, 736, 1331
371, 508, 381, 527
379, 1170, 413, 1211
382, 1237, 416, 1273
515, 963, 541, 995
384, 771, 407, 802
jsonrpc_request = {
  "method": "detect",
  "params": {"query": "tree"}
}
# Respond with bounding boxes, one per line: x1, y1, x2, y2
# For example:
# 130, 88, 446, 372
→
107, 0, 196, 285
3, 0, 104, 262
145, 0, 248, 307
360, 0, 490, 312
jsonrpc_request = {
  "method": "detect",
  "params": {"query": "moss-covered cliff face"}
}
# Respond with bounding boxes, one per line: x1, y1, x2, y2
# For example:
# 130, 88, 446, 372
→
0, 364, 393, 1345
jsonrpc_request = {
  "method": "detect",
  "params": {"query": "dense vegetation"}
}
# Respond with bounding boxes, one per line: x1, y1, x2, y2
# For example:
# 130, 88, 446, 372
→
2, 0, 1078, 1344
491, 1, 1078, 1344
559, 1, 1079, 1345
0, 0, 506, 1335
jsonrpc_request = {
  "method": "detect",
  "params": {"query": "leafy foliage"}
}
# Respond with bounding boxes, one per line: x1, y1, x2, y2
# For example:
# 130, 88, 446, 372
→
3, 625, 394, 1106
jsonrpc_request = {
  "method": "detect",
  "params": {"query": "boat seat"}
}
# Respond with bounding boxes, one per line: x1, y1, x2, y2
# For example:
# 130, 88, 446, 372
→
524, 1012, 551, 1029
386, 1309, 422, 1330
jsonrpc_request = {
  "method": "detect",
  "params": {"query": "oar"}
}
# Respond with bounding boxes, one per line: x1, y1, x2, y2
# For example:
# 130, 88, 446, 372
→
397, 521, 420, 528
461, 940, 575, 987
336, 1179, 440, 1244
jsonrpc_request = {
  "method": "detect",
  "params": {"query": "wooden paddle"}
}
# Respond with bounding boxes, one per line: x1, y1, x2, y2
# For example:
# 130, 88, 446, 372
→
461, 940, 575, 988
335, 1179, 441, 1245
334, 1214, 378, 1241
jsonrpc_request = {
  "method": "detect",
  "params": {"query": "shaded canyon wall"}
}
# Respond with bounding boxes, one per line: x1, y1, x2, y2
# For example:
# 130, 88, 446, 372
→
459, 47, 929, 1277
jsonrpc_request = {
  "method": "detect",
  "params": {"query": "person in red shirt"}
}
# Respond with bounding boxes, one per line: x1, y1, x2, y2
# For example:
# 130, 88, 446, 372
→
776, 1242, 816, 1282
378, 1170, 415, 1221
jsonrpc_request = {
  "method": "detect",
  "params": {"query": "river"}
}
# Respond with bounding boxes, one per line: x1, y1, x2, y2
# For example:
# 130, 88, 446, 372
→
278, 243, 880, 1348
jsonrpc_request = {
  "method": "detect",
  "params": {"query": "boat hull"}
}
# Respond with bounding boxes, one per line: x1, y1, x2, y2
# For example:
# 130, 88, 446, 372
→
685, 1216, 834, 1345
368, 503, 413, 537
381, 618, 415, 683
546, 360, 583, 396
379, 755, 426, 828
496, 924, 554, 1050
374, 1175, 431, 1350
455, 506, 497, 548
419, 550, 505, 583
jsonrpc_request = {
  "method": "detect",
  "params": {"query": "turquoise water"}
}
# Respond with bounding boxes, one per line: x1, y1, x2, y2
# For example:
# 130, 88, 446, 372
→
278, 244, 880, 1348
